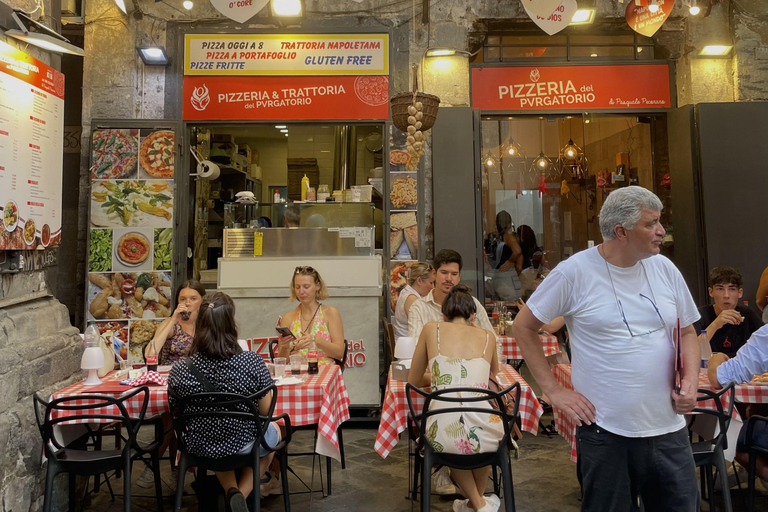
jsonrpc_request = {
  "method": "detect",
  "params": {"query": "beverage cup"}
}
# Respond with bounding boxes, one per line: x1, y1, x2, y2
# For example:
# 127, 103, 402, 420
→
181, 310, 191, 321
290, 355, 302, 375
274, 357, 286, 379
266, 363, 275, 378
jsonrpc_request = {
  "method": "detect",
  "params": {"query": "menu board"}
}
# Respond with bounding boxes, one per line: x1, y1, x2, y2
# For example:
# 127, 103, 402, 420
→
0, 41, 64, 250
87, 125, 176, 347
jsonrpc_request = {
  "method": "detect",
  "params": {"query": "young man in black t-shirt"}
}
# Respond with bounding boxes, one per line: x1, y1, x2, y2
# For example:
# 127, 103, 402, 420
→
694, 266, 764, 358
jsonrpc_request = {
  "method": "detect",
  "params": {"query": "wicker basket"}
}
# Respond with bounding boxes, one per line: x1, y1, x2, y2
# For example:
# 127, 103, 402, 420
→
390, 65, 441, 132
391, 91, 441, 132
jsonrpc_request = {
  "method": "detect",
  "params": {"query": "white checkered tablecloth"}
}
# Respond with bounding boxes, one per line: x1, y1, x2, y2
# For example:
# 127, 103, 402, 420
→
375, 364, 544, 459
274, 364, 350, 460
500, 334, 560, 360
51, 364, 350, 461
551, 365, 755, 463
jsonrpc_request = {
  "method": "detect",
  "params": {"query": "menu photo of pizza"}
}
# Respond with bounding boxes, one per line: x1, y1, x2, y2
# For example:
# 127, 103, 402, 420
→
112, 227, 153, 272
91, 129, 139, 180
138, 129, 175, 179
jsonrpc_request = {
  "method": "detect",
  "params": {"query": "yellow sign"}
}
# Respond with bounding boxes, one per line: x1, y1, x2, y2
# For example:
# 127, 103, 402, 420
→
253, 231, 263, 256
184, 34, 389, 76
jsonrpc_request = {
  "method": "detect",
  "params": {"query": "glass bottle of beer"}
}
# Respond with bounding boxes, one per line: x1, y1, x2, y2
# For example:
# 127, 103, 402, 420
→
146, 341, 158, 372
308, 335, 319, 375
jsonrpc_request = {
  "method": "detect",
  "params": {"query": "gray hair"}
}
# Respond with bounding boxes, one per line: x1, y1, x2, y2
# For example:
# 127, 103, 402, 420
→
599, 187, 663, 240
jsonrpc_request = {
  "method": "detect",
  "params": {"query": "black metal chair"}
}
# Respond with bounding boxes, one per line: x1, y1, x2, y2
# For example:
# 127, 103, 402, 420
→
406, 381, 521, 511
269, 339, 279, 362
745, 414, 768, 512
169, 383, 291, 512
690, 383, 736, 512
334, 340, 349, 470
33, 386, 162, 512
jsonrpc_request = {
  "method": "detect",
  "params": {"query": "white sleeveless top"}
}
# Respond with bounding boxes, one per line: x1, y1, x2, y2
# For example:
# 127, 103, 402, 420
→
393, 284, 420, 339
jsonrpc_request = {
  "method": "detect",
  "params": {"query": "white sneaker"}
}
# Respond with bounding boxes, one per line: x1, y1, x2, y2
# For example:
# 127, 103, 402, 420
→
135, 466, 155, 489
432, 466, 458, 495
480, 496, 500, 512
452, 498, 470, 512
484, 494, 500, 509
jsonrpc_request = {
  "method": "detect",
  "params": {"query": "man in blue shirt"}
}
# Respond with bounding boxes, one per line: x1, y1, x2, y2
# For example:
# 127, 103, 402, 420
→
708, 324, 768, 487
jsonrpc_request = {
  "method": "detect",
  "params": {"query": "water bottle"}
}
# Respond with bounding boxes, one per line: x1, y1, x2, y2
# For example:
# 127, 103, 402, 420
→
491, 303, 500, 328
700, 330, 711, 368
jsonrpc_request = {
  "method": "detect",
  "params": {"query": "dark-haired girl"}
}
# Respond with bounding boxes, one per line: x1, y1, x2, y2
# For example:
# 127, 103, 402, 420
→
408, 284, 504, 512
168, 292, 280, 511
145, 280, 206, 366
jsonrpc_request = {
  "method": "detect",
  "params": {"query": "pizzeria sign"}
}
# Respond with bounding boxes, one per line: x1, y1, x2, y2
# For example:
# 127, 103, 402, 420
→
184, 34, 389, 76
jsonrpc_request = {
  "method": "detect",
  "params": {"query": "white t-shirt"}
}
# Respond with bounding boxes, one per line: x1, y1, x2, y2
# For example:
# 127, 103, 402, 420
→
393, 284, 420, 340
526, 247, 699, 438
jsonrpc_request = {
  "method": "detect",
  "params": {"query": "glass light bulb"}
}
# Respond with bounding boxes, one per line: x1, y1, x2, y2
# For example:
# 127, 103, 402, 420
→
507, 147, 516, 156
538, 159, 546, 168
486, 158, 494, 167
689, 5, 700, 15
567, 149, 575, 157
183, 0, 193, 9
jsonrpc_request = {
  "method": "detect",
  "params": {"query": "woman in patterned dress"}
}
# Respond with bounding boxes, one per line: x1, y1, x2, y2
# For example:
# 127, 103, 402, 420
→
408, 284, 504, 512
276, 266, 345, 363
168, 292, 280, 512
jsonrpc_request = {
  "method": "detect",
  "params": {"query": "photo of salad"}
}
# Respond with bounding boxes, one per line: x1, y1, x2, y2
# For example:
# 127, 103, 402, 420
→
89, 229, 113, 272
154, 228, 172, 270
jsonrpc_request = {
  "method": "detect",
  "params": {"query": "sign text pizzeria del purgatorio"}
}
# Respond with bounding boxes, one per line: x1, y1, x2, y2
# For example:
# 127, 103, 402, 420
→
184, 34, 389, 76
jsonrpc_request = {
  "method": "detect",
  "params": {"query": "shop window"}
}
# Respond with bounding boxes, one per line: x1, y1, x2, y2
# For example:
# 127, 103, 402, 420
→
480, 115, 669, 302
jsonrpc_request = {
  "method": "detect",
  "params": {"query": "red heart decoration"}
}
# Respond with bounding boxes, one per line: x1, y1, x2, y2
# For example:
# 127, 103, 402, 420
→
625, 0, 675, 37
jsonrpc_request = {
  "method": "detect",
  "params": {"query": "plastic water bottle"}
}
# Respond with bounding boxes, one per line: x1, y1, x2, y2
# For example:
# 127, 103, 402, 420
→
700, 330, 711, 368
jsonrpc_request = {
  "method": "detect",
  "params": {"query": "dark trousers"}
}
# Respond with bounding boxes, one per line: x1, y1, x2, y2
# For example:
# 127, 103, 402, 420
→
576, 424, 698, 512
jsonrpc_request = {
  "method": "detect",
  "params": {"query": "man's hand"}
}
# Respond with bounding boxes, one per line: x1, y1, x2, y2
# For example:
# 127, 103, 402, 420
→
671, 377, 697, 414
499, 260, 514, 272
714, 309, 744, 329
707, 353, 730, 389
545, 385, 596, 427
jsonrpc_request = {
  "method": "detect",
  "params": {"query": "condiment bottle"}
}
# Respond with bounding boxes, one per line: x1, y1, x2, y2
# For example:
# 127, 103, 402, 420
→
307, 336, 319, 375
317, 184, 330, 202
307, 186, 316, 202
273, 189, 280, 203
146, 341, 158, 372
301, 174, 310, 201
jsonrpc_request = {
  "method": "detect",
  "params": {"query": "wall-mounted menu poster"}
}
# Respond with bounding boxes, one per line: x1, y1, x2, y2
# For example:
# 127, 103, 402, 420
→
0, 41, 64, 250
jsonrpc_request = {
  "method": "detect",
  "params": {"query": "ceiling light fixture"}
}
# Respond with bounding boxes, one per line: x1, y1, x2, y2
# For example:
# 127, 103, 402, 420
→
502, 139, 524, 159
280, 129, 288, 133
558, 138, 588, 179
183, 0, 194, 9
5, 11, 85, 56
688, 0, 700, 15
271, 0, 304, 25
483, 151, 498, 169
275, 125, 287, 129
137, 46, 170, 66
570, 8, 596, 25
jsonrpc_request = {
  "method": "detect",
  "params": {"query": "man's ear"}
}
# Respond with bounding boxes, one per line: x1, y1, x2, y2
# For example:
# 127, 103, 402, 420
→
614, 224, 627, 240
738, 288, 744, 299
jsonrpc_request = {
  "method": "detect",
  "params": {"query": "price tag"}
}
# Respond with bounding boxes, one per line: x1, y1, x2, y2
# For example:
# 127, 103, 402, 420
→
253, 232, 263, 256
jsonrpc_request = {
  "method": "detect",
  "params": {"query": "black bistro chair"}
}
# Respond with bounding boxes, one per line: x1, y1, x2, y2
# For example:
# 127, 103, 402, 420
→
406, 381, 522, 512
170, 384, 292, 512
269, 339, 279, 362
745, 414, 768, 512
34, 386, 162, 512
689, 383, 736, 512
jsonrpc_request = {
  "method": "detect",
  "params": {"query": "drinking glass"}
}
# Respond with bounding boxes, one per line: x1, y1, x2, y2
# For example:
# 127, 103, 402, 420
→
290, 355, 302, 375
266, 363, 275, 379
273, 357, 286, 379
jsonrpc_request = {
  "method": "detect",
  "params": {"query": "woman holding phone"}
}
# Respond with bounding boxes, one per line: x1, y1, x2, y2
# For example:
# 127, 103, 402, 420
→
276, 266, 345, 364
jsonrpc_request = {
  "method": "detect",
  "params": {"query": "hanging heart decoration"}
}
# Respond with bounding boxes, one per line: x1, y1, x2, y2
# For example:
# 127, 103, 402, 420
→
523, 0, 578, 36
625, 0, 676, 37
209, 0, 270, 24
519, 0, 564, 20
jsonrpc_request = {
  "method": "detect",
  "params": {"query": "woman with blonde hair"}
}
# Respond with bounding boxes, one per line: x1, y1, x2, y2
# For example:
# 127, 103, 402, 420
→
393, 262, 435, 339
276, 266, 345, 363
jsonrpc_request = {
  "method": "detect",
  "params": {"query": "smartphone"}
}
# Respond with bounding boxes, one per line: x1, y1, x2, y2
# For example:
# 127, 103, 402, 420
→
275, 326, 295, 339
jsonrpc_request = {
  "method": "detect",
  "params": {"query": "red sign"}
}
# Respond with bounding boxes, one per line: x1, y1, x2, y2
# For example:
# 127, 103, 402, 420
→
471, 64, 671, 111
0, 41, 64, 99
183, 75, 389, 120
626, 0, 675, 37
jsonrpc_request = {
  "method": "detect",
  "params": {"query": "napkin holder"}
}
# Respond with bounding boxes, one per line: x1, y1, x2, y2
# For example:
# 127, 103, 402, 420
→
391, 359, 412, 382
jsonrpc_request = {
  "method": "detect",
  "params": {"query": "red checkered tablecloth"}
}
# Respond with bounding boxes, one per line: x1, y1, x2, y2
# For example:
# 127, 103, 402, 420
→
500, 334, 560, 360
374, 364, 544, 458
551, 365, 758, 463
50, 363, 350, 461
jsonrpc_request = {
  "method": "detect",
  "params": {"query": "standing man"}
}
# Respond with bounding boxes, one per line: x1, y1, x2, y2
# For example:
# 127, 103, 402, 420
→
695, 266, 763, 358
513, 187, 700, 511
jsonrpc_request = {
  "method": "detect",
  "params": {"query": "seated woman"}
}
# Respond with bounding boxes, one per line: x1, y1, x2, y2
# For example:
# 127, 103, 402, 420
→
137, 280, 205, 488
393, 262, 435, 339
276, 266, 345, 363
408, 285, 505, 512
168, 292, 280, 512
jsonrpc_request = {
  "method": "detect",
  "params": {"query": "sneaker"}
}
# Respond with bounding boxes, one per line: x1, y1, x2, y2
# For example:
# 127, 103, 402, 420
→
260, 471, 281, 497
484, 494, 500, 509
135, 466, 155, 489
452, 498, 470, 512
227, 487, 248, 512
432, 466, 458, 495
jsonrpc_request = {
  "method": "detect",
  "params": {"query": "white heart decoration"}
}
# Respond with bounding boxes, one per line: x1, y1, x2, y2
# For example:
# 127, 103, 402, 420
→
524, 0, 578, 36
209, 0, 269, 24
519, 0, 566, 20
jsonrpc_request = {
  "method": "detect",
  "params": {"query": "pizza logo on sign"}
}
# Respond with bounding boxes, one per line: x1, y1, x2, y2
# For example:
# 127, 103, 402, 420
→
191, 85, 211, 111
354, 76, 389, 107
530, 69, 541, 83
